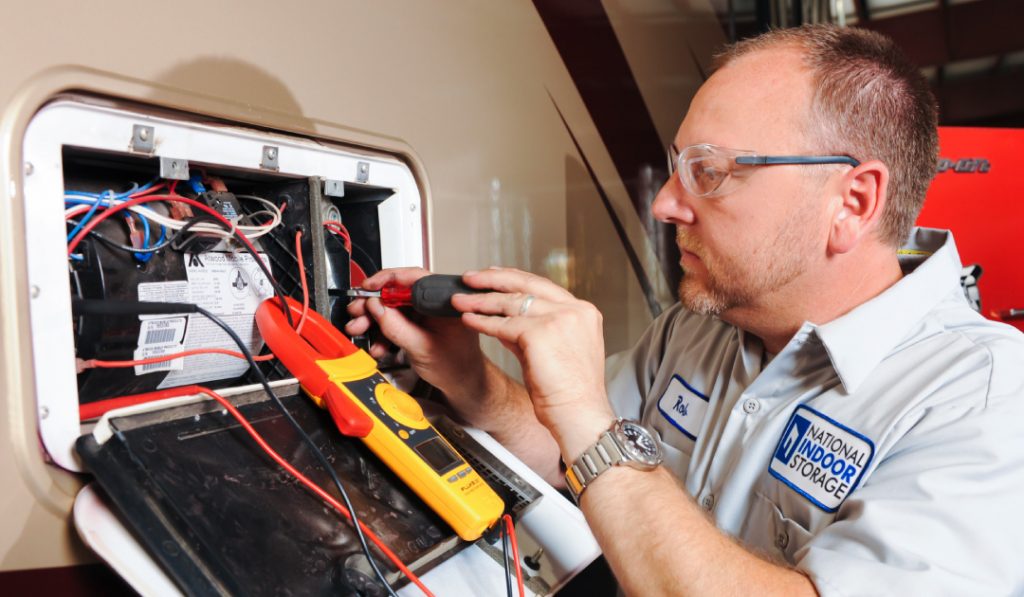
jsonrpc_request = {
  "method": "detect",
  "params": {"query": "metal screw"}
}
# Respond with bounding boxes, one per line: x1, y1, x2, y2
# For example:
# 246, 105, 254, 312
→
24, 162, 33, 176
30, 285, 40, 298
266, 148, 277, 160
524, 547, 544, 570
138, 128, 150, 141
40, 406, 49, 419
409, 204, 417, 212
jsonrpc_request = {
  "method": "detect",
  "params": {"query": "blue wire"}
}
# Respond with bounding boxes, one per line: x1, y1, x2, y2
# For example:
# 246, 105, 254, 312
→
66, 190, 111, 242
131, 212, 153, 263
188, 173, 206, 194
65, 179, 159, 258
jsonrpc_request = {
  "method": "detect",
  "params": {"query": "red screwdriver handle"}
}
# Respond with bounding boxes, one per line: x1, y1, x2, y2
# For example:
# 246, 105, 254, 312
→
379, 283, 414, 307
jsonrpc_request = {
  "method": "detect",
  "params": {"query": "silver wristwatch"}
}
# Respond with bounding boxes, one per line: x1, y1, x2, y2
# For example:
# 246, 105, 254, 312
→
564, 418, 663, 503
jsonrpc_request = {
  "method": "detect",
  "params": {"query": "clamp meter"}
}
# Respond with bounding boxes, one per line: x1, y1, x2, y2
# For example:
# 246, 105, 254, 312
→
255, 297, 505, 541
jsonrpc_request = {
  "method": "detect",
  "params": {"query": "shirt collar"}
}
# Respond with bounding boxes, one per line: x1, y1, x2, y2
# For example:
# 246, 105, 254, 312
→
812, 227, 966, 394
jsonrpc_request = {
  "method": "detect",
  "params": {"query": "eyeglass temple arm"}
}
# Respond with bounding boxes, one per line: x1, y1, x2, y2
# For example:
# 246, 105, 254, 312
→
735, 155, 861, 167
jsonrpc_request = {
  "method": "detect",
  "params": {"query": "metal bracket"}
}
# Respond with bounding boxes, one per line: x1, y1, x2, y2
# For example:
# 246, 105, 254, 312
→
130, 125, 155, 153
356, 161, 370, 183
159, 157, 190, 180
261, 145, 280, 170
323, 179, 345, 198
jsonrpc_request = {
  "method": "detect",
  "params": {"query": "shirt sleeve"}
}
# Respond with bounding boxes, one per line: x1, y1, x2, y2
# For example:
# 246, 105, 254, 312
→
796, 337, 1024, 596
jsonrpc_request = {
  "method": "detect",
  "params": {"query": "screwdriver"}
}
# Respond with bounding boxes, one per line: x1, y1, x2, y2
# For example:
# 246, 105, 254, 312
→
346, 274, 480, 317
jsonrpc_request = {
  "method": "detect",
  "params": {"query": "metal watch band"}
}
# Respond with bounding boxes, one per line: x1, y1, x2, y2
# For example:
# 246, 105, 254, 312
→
564, 431, 625, 503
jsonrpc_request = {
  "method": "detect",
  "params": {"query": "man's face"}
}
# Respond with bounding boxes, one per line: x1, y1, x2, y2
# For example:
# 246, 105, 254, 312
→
653, 47, 833, 317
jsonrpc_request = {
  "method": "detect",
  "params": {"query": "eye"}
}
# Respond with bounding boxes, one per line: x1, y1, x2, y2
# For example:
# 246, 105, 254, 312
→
687, 160, 730, 195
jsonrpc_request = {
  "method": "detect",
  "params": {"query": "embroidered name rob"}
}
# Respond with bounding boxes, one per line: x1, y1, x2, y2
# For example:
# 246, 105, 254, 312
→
657, 374, 709, 441
769, 405, 875, 512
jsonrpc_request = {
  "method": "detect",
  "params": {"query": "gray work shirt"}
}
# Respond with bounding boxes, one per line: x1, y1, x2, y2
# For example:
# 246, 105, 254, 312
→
605, 228, 1024, 596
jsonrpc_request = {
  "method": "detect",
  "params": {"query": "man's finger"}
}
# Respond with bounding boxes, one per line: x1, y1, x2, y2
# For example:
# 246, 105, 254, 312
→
366, 298, 434, 351
358, 267, 433, 291
461, 312, 528, 345
463, 268, 573, 302
344, 314, 372, 336
453, 292, 549, 318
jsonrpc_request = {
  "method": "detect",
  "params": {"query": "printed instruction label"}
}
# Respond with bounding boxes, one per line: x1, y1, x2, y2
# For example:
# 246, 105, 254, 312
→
134, 252, 274, 387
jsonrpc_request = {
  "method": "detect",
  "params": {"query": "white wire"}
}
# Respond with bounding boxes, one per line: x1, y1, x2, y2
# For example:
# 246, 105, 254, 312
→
63, 194, 282, 241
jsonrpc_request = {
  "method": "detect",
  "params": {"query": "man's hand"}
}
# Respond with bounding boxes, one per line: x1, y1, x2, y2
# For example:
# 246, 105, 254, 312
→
345, 267, 498, 426
455, 267, 616, 462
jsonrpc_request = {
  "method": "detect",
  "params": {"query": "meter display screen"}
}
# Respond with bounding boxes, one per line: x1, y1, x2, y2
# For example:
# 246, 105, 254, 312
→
414, 437, 462, 473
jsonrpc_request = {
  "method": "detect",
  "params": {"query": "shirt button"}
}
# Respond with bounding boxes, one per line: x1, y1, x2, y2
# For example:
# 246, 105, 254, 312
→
742, 398, 761, 414
776, 531, 790, 550
701, 494, 715, 511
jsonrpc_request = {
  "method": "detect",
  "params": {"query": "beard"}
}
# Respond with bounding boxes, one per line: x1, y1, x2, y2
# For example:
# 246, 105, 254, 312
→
676, 222, 812, 316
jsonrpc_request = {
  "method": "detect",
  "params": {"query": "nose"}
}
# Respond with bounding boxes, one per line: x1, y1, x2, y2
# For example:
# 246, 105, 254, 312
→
651, 176, 696, 225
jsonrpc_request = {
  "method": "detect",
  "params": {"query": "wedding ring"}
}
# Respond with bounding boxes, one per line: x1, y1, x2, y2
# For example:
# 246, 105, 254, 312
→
518, 294, 535, 316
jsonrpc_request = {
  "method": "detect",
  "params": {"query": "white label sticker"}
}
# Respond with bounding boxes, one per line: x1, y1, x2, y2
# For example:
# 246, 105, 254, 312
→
769, 405, 875, 512
142, 252, 274, 389
657, 375, 710, 441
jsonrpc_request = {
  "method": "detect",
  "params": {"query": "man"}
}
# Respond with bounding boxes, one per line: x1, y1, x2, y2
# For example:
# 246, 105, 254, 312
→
346, 25, 1024, 595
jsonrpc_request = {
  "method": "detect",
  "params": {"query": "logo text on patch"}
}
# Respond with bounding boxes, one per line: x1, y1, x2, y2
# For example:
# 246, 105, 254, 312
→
769, 405, 875, 512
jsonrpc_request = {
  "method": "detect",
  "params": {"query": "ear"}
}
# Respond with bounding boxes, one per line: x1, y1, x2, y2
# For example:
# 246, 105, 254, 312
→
828, 159, 889, 255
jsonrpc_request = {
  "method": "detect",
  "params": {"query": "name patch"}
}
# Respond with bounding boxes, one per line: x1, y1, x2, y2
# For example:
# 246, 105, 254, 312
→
769, 405, 874, 512
657, 375, 709, 441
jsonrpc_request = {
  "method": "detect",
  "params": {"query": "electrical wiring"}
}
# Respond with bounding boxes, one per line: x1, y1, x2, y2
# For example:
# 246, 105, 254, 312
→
191, 305, 401, 597
65, 180, 164, 243
64, 193, 283, 242
77, 349, 274, 372
65, 218, 175, 254
194, 386, 435, 597
66, 195, 294, 328
294, 230, 311, 334
502, 519, 513, 597
504, 514, 525, 597
323, 220, 369, 285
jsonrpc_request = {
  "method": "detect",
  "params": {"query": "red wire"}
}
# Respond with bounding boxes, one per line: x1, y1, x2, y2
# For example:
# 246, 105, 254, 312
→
323, 221, 366, 285
131, 182, 167, 198
82, 348, 274, 370
67, 195, 265, 264
294, 230, 310, 334
504, 514, 525, 597
195, 386, 436, 597
79, 385, 207, 421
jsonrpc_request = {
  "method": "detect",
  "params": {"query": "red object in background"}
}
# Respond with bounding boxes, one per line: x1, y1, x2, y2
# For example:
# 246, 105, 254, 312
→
916, 127, 1024, 332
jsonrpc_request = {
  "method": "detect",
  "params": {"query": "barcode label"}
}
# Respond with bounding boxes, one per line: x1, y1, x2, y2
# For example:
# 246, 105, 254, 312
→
134, 317, 188, 376
141, 360, 170, 373
144, 328, 178, 345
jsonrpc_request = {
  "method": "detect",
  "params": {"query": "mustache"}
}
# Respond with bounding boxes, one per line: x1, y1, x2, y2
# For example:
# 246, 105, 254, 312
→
675, 229, 704, 258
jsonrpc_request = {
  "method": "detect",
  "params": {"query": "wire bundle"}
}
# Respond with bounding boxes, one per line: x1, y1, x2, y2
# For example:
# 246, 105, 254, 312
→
65, 180, 283, 264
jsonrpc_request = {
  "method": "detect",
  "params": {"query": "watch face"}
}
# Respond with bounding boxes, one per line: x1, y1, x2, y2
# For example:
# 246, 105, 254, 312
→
616, 421, 661, 467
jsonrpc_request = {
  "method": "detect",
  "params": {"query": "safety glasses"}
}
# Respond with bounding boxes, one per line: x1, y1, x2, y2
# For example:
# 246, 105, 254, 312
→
667, 143, 861, 198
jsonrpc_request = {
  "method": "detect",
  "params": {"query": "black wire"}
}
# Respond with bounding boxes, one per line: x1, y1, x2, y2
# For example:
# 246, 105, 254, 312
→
502, 519, 513, 597
195, 306, 398, 597
176, 212, 294, 329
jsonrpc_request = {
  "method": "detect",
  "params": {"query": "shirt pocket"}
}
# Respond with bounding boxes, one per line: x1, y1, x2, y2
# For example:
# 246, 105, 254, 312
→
748, 492, 814, 565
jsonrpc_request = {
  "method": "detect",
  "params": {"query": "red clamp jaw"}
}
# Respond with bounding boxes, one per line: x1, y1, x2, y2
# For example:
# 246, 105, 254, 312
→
254, 297, 374, 437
